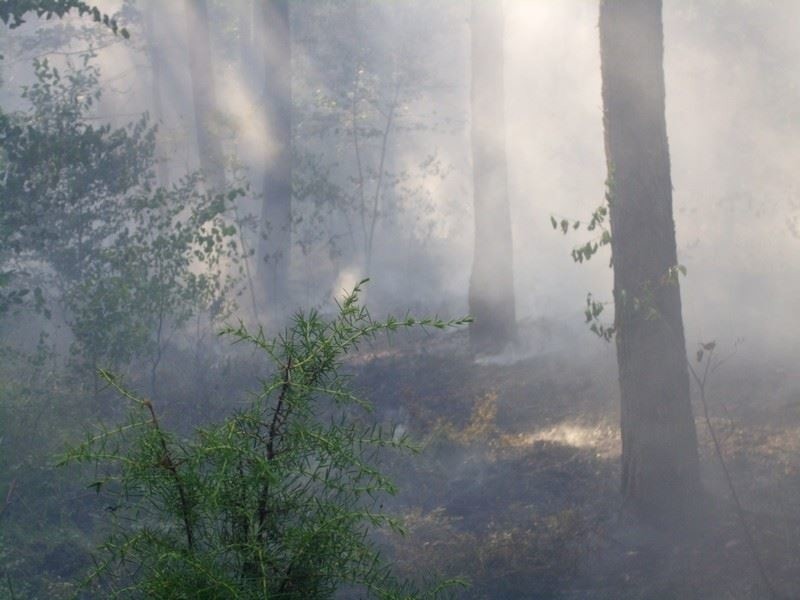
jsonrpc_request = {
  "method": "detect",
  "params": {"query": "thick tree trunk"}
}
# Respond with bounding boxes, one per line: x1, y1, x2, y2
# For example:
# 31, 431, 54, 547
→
599, 0, 701, 526
256, 0, 292, 311
185, 0, 226, 191
468, 0, 516, 353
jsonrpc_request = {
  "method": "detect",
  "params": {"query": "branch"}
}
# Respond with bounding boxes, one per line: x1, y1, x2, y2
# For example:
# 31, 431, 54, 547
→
688, 350, 781, 599
365, 80, 401, 274
256, 357, 293, 541
141, 398, 195, 553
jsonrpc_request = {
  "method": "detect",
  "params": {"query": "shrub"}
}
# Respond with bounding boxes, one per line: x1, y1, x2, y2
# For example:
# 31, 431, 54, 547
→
62, 282, 468, 598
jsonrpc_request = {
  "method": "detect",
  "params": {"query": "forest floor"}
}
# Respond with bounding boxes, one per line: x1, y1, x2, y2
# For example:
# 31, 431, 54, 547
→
4, 317, 800, 599
347, 320, 800, 599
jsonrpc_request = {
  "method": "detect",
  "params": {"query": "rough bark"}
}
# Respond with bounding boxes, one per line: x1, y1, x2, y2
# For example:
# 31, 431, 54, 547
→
185, 0, 226, 191
468, 0, 516, 353
256, 0, 293, 311
599, 0, 701, 526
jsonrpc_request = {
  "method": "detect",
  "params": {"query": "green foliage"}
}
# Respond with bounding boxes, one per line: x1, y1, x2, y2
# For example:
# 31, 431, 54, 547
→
695, 340, 716, 364
550, 185, 614, 341
662, 264, 688, 286
0, 55, 154, 281
62, 282, 468, 598
549, 199, 611, 266
291, 3, 455, 275
65, 177, 244, 374
0, 0, 129, 38
551, 173, 689, 342
617, 263, 688, 325
583, 293, 615, 342
0, 54, 246, 376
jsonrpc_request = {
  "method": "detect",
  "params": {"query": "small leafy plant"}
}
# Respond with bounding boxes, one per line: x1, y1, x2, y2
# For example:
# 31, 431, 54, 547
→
62, 281, 468, 599
551, 176, 688, 342
550, 179, 616, 341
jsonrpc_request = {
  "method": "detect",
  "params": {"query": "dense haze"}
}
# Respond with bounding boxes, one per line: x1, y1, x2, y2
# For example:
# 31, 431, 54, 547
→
3, 1, 797, 351
3, 1, 800, 598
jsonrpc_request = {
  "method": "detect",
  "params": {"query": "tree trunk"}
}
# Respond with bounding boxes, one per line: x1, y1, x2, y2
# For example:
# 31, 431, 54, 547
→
256, 0, 293, 311
599, 0, 701, 526
144, 0, 169, 188
468, 0, 516, 353
237, 0, 253, 70
185, 0, 226, 191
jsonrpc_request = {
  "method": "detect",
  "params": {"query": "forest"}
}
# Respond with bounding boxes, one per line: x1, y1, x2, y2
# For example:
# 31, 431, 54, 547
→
1, 0, 800, 598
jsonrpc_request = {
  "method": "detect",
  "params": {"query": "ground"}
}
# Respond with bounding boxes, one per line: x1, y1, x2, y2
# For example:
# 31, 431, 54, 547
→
347, 319, 800, 599
3, 317, 799, 599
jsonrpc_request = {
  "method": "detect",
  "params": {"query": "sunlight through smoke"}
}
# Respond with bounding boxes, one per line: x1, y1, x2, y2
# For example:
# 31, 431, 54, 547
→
504, 422, 619, 457
332, 267, 363, 303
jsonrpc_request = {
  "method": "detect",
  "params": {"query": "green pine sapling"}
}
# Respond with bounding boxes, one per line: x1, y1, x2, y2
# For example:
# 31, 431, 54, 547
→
61, 281, 469, 599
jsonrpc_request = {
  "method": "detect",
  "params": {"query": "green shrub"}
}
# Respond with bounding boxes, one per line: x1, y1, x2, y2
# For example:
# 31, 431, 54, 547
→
62, 282, 468, 599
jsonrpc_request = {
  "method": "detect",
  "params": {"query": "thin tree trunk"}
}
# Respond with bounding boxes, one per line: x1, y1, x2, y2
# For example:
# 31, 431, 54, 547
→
185, 0, 226, 191
256, 0, 292, 312
599, 0, 701, 526
364, 80, 399, 277
144, 0, 169, 188
237, 0, 253, 70
468, 0, 516, 353
232, 0, 262, 323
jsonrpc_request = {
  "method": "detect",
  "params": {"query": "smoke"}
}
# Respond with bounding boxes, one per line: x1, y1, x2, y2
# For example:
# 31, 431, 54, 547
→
3, 0, 798, 362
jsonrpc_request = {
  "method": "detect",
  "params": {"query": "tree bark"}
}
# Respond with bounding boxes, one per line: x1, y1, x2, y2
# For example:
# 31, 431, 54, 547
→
468, 0, 516, 353
256, 0, 293, 311
185, 0, 226, 191
599, 0, 701, 526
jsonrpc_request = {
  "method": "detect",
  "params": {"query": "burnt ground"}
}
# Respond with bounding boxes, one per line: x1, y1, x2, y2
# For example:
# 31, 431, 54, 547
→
346, 320, 800, 599
5, 317, 799, 599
